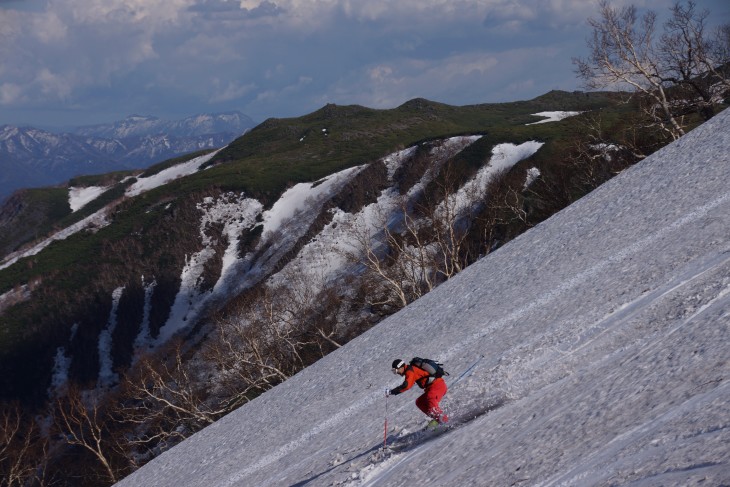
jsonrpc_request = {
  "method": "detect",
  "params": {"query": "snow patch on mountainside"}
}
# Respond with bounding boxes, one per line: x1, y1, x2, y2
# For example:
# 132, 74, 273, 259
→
152, 135, 489, 350
524, 167, 541, 189
69, 185, 111, 212
442, 141, 543, 218
268, 136, 485, 295
126, 150, 220, 197
382, 147, 417, 179
260, 165, 366, 240
133, 279, 157, 356
0, 208, 110, 271
156, 193, 262, 345
526, 111, 582, 125
98, 287, 125, 388
0, 285, 30, 314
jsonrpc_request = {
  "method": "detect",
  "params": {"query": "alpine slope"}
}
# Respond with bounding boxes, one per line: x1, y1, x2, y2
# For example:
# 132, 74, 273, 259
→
115, 109, 730, 486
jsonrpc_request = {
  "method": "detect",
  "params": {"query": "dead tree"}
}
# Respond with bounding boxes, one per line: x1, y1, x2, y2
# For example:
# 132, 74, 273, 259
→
119, 344, 228, 458
574, 1, 730, 141
574, 1, 686, 139
0, 403, 48, 486
52, 387, 121, 484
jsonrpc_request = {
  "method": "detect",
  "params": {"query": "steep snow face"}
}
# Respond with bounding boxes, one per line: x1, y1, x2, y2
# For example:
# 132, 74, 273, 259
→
115, 108, 730, 487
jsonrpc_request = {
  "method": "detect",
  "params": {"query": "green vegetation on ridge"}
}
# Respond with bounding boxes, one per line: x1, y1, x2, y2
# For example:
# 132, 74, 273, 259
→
0, 90, 626, 401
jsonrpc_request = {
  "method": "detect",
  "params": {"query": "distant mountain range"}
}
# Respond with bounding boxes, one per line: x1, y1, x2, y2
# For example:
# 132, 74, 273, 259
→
73, 112, 255, 139
0, 111, 256, 202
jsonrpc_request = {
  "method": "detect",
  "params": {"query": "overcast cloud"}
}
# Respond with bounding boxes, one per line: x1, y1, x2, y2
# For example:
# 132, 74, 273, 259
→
1, 0, 728, 127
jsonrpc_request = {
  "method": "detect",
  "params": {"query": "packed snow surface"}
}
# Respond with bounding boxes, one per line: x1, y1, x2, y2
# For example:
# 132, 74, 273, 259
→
116, 109, 730, 487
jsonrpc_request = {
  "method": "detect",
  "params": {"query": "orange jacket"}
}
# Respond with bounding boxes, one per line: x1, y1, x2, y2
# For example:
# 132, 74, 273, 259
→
390, 365, 435, 395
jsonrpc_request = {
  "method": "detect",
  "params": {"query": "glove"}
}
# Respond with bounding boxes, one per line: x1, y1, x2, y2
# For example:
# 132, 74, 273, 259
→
385, 388, 391, 396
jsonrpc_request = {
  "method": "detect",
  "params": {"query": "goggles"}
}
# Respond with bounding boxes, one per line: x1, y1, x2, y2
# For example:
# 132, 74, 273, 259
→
392, 360, 405, 374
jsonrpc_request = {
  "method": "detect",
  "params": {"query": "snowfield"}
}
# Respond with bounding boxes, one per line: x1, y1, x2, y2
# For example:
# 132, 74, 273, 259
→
115, 109, 730, 487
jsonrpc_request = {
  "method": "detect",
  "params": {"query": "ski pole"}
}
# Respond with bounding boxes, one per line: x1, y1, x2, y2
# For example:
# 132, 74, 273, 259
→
450, 355, 485, 388
383, 388, 389, 450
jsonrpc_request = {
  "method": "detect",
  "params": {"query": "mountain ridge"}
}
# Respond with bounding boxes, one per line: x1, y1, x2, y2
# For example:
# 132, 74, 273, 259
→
0, 91, 625, 405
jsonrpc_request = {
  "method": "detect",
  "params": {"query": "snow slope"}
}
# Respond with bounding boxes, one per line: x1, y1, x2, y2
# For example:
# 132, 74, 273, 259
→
116, 109, 730, 487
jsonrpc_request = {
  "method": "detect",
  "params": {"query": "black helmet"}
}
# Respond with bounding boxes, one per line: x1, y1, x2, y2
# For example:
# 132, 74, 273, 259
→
391, 359, 405, 370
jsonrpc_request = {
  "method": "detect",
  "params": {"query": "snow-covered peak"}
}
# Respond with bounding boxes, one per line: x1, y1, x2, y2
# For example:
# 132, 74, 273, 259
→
73, 111, 255, 139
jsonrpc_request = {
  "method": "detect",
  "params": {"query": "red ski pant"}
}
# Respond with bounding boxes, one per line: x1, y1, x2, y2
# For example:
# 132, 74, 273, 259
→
415, 378, 447, 420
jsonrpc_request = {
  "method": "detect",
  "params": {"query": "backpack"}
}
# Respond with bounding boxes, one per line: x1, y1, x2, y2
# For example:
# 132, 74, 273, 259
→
410, 357, 449, 380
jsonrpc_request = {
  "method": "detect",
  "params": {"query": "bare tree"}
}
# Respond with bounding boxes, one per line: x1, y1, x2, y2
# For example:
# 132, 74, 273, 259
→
342, 163, 481, 313
0, 403, 48, 487
660, 1, 730, 120
204, 278, 344, 412
119, 344, 227, 459
52, 387, 122, 484
574, 1, 730, 140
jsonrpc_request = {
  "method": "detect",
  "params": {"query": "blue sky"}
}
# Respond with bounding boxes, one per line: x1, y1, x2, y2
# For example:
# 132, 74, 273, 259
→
1, 0, 728, 127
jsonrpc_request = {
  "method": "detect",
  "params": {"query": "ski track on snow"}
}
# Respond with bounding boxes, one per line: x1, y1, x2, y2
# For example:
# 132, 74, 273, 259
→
221, 190, 730, 485
357, 281, 730, 487
434, 260, 730, 487
223, 401, 369, 486
443, 189, 730, 365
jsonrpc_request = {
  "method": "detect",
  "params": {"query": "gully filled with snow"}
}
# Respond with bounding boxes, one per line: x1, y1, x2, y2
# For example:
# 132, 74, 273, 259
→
116, 109, 730, 486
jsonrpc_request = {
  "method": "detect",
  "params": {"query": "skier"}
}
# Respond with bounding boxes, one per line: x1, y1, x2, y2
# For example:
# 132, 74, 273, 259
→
388, 358, 448, 426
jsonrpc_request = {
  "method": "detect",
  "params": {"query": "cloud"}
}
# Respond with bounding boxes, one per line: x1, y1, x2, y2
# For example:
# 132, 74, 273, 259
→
1, 0, 727, 126
37, 68, 74, 99
315, 44, 574, 113
209, 79, 257, 103
32, 10, 67, 43
0, 83, 24, 105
